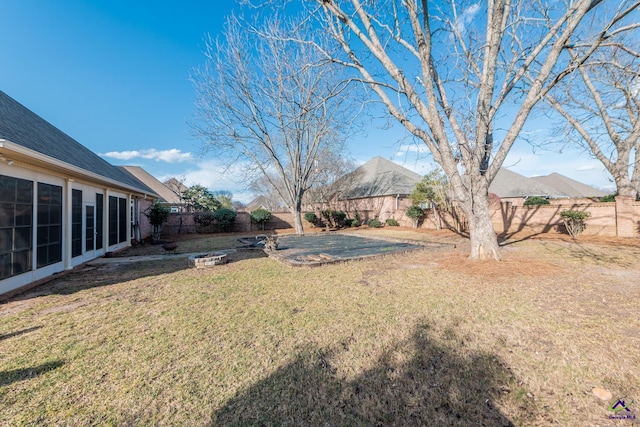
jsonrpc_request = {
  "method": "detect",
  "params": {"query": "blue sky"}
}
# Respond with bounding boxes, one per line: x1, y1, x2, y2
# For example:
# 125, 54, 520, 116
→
0, 1, 615, 202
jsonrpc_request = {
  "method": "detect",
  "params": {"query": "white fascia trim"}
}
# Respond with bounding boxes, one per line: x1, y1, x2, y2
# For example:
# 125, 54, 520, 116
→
0, 139, 156, 198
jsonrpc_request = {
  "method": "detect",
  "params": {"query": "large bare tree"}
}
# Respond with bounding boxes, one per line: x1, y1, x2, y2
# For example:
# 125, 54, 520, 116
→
545, 40, 640, 198
309, 0, 638, 259
191, 14, 358, 234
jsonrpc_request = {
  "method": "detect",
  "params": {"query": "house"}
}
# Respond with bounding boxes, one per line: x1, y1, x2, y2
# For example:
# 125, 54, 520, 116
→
0, 91, 159, 296
322, 156, 423, 222
488, 168, 605, 205
530, 173, 607, 199
120, 166, 187, 213
245, 195, 284, 212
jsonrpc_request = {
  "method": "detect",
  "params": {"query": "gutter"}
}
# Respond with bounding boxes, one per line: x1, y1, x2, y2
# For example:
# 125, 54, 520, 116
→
0, 139, 158, 198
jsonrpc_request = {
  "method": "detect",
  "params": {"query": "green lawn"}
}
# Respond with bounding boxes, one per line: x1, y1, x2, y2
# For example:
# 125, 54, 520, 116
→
1, 229, 638, 425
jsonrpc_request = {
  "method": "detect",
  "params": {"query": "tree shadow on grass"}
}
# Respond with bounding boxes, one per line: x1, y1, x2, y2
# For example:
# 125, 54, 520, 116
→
0, 360, 64, 387
7, 251, 267, 301
0, 326, 42, 342
213, 321, 522, 426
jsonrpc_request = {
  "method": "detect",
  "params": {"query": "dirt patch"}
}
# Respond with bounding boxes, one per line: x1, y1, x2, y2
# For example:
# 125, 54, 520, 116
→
430, 251, 565, 280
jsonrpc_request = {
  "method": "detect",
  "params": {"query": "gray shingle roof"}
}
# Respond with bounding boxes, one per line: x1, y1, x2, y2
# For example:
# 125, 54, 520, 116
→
0, 90, 154, 194
530, 173, 606, 198
120, 166, 180, 203
489, 168, 568, 198
337, 157, 423, 199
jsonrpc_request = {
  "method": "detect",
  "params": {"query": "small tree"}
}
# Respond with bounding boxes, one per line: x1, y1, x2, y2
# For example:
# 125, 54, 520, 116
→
410, 170, 449, 230
213, 208, 237, 232
143, 202, 170, 242
406, 206, 425, 229
559, 210, 592, 237
250, 208, 273, 231
182, 185, 221, 212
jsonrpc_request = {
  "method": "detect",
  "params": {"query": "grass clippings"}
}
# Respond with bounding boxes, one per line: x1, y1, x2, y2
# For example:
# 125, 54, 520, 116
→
1, 228, 638, 426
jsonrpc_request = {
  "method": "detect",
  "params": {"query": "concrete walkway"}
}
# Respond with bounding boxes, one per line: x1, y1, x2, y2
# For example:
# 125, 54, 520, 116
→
87, 249, 239, 265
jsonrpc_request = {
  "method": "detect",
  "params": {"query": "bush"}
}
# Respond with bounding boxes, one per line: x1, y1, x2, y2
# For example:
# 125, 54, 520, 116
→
599, 193, 617, 202
559, 210, 591, 237
143, 202, 171, 242
405, 205, 424, 228
405, 206, 425, 219
367, 219, 382, 228
250, 208, 272, 230
321, 210, 347, 228
346, 218, 360, 227
304, 212, 318, 223
212, 208, 237, 232
386, 218, 399, 226
523, 196, 550, 206
193, 211, 216, 231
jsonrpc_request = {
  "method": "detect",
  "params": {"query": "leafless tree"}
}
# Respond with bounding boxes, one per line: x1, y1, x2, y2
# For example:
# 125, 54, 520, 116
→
545, 37, 640, 198
307, 0, 639, 259
191, 14, 359, 234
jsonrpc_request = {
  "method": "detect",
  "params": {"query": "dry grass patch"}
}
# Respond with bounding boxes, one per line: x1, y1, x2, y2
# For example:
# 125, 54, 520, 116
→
1, 229, 638, 425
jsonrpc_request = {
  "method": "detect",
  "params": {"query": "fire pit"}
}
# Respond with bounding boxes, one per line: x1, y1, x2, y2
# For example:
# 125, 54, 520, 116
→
188, 252, 228, 268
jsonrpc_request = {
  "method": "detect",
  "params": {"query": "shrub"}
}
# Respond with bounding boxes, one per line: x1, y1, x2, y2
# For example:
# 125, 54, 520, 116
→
523, 196, 550, 206
406, 206, 425, 219
321, 210, 347, 228
213, 208, 237, 232
367, 219, 382, 228
193, 211, 216, 233
599, 193, 617, 202
405, 205, 424, 228
143, 202, 170, 242
304, 212, 318, 224
559, 210, 591, 237
250, 208, 272, 230
346, 218, 360, 227
385, 218, 399, 226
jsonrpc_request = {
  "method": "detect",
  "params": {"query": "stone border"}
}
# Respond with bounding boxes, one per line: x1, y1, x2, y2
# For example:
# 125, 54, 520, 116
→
188, 252, 228, 268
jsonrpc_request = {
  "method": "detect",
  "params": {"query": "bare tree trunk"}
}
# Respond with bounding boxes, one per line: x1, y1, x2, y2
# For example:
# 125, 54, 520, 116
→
291, 199, 304, 235
615, 178, 637, 198
464, 199, 500, 260
453, 179, 500, 260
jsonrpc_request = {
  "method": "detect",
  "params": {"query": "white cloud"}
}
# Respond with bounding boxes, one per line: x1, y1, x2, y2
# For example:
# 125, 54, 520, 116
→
394, 143, 430, 157
456, 3, 481, 34
101, 148, 194, 163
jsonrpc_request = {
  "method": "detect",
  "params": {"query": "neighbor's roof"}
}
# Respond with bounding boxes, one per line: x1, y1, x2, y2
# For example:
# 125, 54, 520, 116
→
489, 168, 568, 198
336, 156, 423, 199
246, 195, 284, 211
119, 166, 182, 203
0, 90, 155, 195
530, 173, 607, 198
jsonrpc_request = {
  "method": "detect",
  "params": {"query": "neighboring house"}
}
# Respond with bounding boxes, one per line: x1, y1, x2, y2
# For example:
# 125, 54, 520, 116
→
163, 177, 189, 212
120, 166, 187, 213
530, 173, 607, 199
489, 168, 607, 205
323, 156, 423, 222
245, 195, 284, 212
0, 91, 159, 296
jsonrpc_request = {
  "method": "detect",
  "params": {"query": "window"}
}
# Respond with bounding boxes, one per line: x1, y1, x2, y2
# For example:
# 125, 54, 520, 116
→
71, 189, 82, 257
37, 183, 62, 268
96, 194, 103, 250
0, 175, 33, 279
108, 196, 128, 246
108, 196, 118, 246
118, 197, 127, 243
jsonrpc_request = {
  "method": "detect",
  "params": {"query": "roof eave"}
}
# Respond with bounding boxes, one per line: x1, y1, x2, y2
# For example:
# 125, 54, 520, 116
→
0, 139, 160, 198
